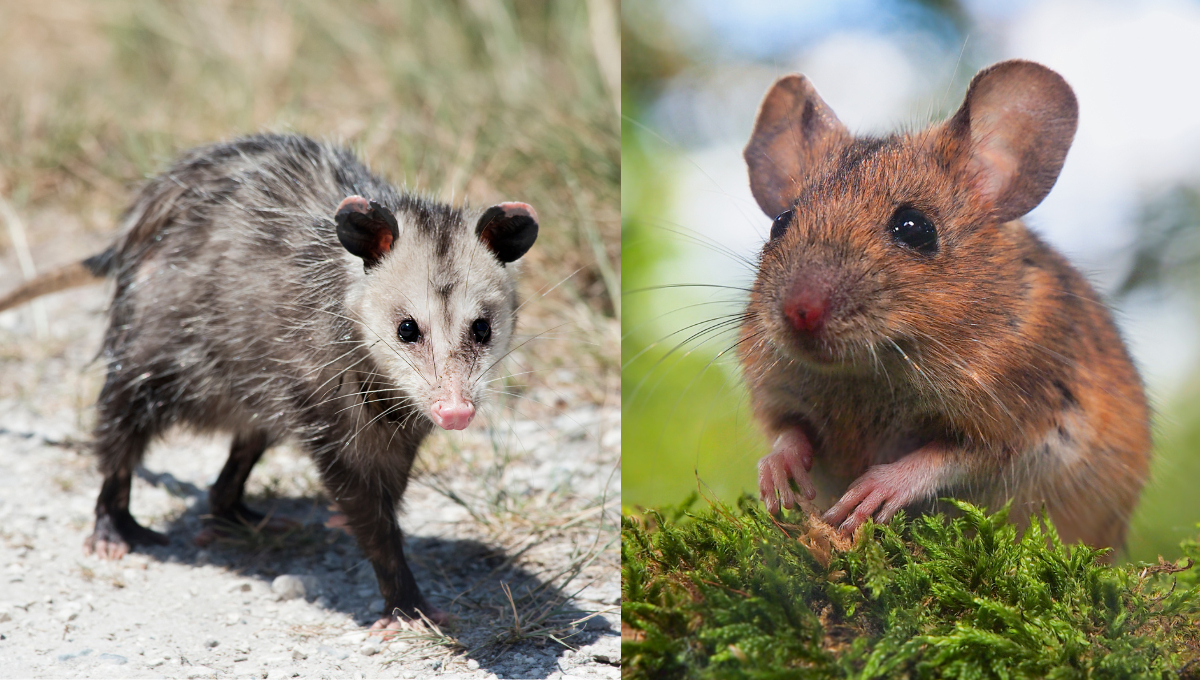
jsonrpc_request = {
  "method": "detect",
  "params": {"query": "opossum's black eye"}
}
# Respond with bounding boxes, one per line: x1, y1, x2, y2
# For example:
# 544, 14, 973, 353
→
770, 209, 794, 241
398, 319, 420, 343
889, 207, 938, 255
472, 318, 492, 344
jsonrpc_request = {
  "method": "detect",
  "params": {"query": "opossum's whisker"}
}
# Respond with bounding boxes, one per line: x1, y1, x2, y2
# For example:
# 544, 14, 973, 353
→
283, 300, 431, 386
470, 322, 575, 389
305, 353, 379, 403
514, 267, 584, 315
480, 389, 600, 441
344, 393, 423, 449
478, 369, 546, 384
322, 387, 404, 415
299, 343, 373, 380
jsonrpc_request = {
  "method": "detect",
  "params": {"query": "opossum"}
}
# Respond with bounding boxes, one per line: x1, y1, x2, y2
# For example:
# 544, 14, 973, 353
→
0, 133, 539, 630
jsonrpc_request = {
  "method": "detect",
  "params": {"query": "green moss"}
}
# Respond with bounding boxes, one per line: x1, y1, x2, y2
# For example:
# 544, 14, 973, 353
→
622, 497, 1200, 679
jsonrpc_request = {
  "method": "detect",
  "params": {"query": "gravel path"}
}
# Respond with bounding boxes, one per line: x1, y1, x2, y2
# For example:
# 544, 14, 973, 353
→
0, 278, 620, 679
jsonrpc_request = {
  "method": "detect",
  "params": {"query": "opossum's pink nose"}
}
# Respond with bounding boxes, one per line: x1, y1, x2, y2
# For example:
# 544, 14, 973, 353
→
431, 399, 475, 430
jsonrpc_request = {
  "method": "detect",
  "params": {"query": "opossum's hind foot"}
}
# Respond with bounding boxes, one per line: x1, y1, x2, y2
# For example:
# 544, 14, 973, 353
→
323, 509, 352, 535
193, 503, 301, 547
83, 510, 168, 560
369, 605, 451, 636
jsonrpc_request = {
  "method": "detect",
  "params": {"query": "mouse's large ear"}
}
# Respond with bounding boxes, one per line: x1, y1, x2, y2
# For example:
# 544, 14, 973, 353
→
336, 196, 399, 270
476, 202, 538, 263
744, 75, 851, 218
936, 60, 1078, 223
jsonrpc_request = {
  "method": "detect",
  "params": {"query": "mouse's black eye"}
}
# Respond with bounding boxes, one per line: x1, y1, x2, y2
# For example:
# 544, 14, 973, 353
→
770, 209, 794, 241
889, 208, 938, 255
398, 319, 421, 343
472, 318, 492, 344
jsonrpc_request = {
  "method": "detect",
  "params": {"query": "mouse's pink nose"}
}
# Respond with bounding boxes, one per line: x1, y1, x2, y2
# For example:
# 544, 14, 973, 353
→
430, 400, 476, 430
784, 283, 829, 334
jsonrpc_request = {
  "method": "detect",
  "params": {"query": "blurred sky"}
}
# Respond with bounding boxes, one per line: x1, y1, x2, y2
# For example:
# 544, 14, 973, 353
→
629, 0, 1200, 399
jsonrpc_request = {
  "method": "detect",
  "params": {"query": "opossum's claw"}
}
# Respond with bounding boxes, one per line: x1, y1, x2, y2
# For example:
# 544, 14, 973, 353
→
84, 510, 168, 560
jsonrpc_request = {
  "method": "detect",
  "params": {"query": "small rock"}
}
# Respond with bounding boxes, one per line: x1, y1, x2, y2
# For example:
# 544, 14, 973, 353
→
54, 602, 83, 622
185, 666, 216, 679
263, 653, 292, 666
317, 644, 349, 660
97, 653, 127, 664
581, 635, 620, 665
359, 642, 379, 656
56, 648, 92, 663
0, 609, 11, 623
145, 657, 168, 668
467, 658, 480, 670
203, 638, 219, 648
337, 631, 368, 645
299, 574, 320, 597
272, 575, 306, 601
291, 647, 308, 660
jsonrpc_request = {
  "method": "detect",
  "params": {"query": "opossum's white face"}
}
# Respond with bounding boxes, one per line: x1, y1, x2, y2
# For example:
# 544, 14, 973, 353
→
338, 196, 537, 430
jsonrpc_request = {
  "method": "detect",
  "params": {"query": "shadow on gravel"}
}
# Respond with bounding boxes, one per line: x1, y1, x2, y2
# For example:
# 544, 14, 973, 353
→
126, 466, 611, 679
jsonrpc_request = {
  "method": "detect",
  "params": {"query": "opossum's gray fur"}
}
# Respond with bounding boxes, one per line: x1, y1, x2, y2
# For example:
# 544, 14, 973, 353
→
0, 132, 537, 621
99, 133, 519, 480
72, 134, 532, 624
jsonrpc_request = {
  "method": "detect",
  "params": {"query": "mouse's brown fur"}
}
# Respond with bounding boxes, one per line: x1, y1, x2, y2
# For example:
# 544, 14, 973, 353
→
740, 60, 1150, 551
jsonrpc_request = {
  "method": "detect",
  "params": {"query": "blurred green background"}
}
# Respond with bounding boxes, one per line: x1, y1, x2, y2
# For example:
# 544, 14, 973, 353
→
622, 0, 1200, 561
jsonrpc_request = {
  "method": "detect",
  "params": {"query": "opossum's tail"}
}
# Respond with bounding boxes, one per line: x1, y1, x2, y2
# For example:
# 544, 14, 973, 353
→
0, 246, 116, 313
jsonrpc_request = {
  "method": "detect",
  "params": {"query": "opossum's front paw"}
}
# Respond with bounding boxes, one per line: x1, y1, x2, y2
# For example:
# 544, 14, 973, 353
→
369, 605, 451, 636
83, 511, 168, 560
822, 459, 934, 535
758, 428, 816, 514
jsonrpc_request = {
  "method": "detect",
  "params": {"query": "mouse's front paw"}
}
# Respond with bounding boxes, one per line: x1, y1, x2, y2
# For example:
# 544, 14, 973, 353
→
757, 428, 816, 514
822, 457, 937, 535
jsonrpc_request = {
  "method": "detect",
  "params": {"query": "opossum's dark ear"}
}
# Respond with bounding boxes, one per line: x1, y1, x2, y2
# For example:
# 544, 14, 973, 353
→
335, 196, 400, 270
476, 202, 538, 263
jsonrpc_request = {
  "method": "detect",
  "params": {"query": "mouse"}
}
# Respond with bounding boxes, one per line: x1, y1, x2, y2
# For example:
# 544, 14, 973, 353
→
0, 133, 539, 631
739, 59, 1150, 551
